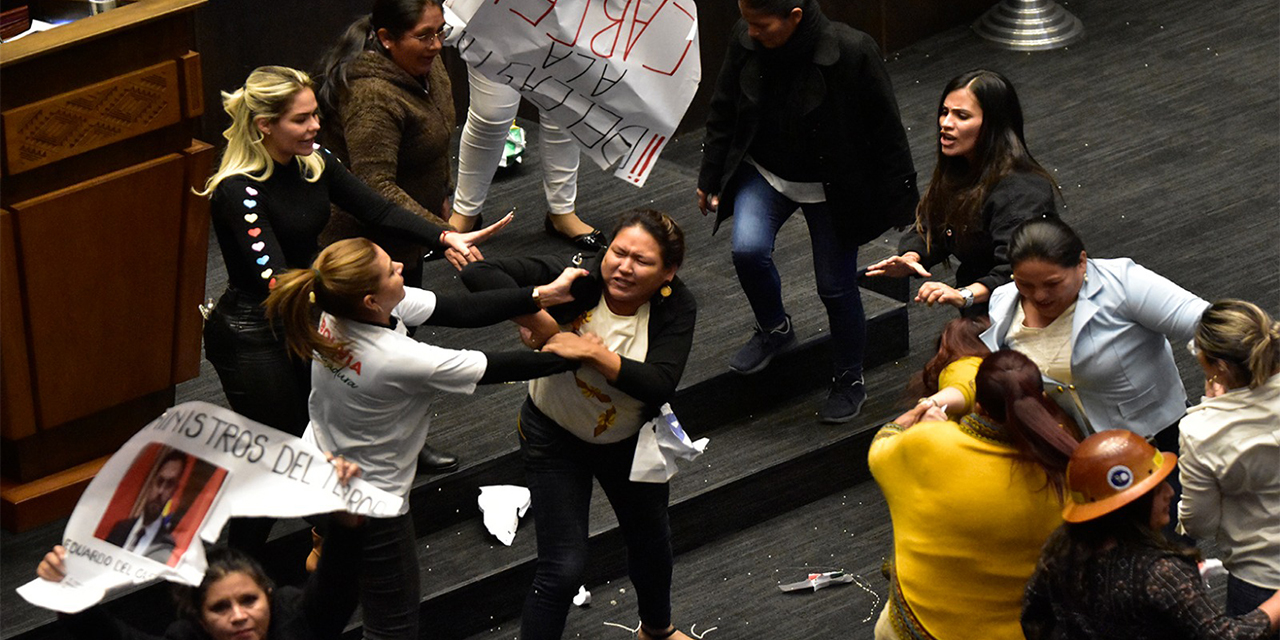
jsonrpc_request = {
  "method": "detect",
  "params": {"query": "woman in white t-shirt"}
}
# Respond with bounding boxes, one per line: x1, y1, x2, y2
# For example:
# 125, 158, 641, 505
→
462, 209, 698, 640
264, 237, 583, 640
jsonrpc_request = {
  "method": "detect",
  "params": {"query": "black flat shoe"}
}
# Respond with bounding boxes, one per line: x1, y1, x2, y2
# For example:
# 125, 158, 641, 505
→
544, 216, 608, 252
416, 444, 459, 474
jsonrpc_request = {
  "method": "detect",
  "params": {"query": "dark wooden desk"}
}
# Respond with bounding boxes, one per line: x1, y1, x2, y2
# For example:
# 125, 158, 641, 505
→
1, 0, 211, 531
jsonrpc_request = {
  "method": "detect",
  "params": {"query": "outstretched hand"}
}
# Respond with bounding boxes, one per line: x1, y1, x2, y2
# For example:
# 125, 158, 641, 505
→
36, 546, 67, 583
865, 253, 930, 278
442, 211, 515, 270
914, 281, 965, 308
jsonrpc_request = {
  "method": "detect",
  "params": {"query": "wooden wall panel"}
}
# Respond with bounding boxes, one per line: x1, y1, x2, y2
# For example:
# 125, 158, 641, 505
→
0, 209, 37, 440
1, 60, 182, 175
178, 51, 204, 118
9, 154, 185, 428
171, 140, 214, 383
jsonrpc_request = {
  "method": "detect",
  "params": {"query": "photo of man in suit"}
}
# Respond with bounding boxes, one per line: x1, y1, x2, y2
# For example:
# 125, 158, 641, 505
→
103, 450, 186, 563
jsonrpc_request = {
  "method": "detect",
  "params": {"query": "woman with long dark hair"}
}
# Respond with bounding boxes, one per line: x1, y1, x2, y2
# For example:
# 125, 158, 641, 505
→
1180, 300, 1280, 617
1022, 429, 1280, 639
867, 69, 1059, 314
869, 349, 1078, 640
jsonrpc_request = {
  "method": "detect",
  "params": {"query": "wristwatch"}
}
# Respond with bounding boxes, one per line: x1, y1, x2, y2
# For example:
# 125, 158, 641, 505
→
957, 287, 975, 309
531, 287, 543, 308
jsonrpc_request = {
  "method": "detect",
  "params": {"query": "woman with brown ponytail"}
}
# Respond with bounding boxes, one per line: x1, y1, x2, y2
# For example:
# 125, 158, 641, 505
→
1180, 300, 1280, 619
869, 349, 1080, 640
264, 237, 584, 640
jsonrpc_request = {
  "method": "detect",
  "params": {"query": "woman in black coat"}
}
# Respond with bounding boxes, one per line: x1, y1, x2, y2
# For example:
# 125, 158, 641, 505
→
867, 69, 1060, 316
695, 0, 918, 424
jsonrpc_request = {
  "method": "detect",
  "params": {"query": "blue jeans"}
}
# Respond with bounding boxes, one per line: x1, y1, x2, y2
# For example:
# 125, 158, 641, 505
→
518, 400, 673, 640
1227, 574, 1279, 619
730, 166, 865, 374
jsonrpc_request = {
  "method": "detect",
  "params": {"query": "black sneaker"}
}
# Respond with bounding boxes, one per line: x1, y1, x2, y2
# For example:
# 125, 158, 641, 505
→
728, 316, 797, 374
819, 372, 866, 424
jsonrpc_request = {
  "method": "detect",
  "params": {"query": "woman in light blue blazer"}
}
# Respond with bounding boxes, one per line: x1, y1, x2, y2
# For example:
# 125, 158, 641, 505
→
980, 217, 1208, 442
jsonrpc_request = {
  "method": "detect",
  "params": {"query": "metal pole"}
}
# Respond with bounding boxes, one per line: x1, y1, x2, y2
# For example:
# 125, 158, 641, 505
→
973, 0, 1084, 51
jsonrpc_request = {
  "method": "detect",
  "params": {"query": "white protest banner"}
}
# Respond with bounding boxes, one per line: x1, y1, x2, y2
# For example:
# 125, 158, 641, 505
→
446, 0, 700, 187
16, 401, 402, 614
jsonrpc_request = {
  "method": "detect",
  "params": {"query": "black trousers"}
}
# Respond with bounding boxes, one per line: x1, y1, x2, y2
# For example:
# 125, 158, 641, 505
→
203, 287, 311, 556
518, 399, 674, 639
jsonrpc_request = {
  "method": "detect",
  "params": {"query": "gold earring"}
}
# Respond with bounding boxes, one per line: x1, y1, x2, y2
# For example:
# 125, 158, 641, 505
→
659, 284, 672, 298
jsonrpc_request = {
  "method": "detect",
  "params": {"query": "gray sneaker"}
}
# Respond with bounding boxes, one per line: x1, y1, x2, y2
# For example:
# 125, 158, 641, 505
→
728, 316, 797, 374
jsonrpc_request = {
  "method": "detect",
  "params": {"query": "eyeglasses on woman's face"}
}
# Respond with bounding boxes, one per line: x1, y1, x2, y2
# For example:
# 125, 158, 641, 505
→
410, 24, 452, 43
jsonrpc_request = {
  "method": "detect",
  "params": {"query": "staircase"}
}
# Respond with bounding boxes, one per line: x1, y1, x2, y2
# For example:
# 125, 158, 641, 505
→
0, 133, 921, 640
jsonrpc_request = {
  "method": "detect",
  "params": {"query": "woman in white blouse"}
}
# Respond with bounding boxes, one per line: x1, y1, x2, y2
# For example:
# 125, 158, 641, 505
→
1180, 299, 1280, 616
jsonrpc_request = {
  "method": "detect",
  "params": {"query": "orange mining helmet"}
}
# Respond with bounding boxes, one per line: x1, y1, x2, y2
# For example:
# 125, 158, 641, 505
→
1062, 430, 1176, 523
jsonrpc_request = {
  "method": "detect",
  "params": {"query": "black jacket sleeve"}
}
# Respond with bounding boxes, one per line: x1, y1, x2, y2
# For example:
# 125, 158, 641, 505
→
324, 155, 448, 251
896, 226, 948, 270
698, 23, 746, 195
613, 284, 697, 406
424, 289, 540, 328
973, 173, 1057, 292
461, 254, 602, 325
479, 351, 577, 384
461, 254, 568, 291
844, 34, 918, 230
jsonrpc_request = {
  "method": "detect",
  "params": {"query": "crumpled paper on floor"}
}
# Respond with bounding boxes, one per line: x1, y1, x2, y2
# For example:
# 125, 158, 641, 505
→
478, 485, 531, 546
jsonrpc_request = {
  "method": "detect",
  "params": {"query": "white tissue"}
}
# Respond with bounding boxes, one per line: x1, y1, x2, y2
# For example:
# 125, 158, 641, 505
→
573, 585, 592, 607
477, 485, 531, 546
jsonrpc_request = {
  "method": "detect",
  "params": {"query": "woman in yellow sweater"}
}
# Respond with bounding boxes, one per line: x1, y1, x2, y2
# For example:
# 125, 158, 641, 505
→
869, 349, 1080, 640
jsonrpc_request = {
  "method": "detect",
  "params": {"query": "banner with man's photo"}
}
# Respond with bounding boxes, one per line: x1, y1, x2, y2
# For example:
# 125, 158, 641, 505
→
17, 401, 403, 614
446, 0, 701, 187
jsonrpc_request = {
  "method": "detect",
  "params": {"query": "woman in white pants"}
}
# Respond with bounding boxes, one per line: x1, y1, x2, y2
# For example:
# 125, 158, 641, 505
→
449, 67, 606, 250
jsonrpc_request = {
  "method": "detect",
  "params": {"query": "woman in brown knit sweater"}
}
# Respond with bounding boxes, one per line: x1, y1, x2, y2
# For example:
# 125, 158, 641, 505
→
316, 0, 464, 472
317, 0, 457, 291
